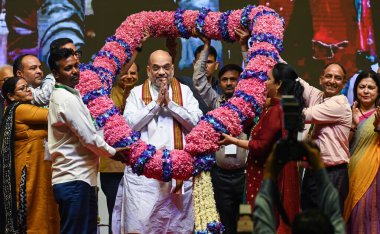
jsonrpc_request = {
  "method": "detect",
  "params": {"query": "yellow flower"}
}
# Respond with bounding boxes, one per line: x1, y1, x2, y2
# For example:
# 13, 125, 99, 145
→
193, 172, 221, 232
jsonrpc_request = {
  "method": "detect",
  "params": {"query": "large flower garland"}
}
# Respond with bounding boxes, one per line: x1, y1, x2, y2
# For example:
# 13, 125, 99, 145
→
76, 5, 284, 233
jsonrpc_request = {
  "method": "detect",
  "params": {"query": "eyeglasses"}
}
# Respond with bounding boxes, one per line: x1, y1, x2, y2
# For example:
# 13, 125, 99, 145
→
74, 50, 82, 59
15, 85, 30, 92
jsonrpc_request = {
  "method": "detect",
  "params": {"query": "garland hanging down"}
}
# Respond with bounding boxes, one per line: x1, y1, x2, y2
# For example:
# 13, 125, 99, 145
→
76, 5, 284, 233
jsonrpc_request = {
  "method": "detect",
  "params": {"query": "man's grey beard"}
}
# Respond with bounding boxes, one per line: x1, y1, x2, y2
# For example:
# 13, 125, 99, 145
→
151, 76, 172, 90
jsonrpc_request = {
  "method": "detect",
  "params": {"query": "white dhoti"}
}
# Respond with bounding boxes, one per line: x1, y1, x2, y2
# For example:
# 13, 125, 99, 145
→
112, 167, 194, 234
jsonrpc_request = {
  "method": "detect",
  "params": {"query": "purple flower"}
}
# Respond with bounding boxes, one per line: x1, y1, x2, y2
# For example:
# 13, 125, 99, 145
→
218, 10, 233, 42
174, 8, 191, 39
196, 7, 211, 36
250, 32, 284, 52
240, 5, 255, 29
133, 144, 156, 175
162, 149, 172, 182
234, 90, 263, 117
201, 114, 229, 135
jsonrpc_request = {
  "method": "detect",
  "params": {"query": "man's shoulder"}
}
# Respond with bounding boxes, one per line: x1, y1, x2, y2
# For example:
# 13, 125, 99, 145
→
50, 88, 78, 106
129, 84, 144, 95
330, 95, 350, 106
51, 87, 74, 97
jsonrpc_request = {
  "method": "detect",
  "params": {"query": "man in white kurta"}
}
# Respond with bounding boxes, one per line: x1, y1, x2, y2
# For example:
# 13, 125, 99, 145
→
113, 50, 202, 233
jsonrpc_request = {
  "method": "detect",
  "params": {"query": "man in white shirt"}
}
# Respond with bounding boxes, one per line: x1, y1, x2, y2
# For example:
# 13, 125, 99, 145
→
112, 50, 202, 233
47, 47, 124, 234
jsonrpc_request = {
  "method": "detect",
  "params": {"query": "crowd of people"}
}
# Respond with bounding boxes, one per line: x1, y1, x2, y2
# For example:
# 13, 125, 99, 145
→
0, 26, 380, 234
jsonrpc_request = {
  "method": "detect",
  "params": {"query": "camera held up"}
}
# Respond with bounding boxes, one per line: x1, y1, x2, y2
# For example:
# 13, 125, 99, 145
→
275, 95, 308, 165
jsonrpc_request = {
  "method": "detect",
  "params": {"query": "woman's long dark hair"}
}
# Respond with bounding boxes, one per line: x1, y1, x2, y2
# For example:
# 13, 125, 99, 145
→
353, 70, 380, 108
1, 76, 21, 103
272, 63, 305, 131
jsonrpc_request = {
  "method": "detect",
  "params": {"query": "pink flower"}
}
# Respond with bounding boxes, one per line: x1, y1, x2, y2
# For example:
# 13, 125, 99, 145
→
185, 121, 220, 155
129, 140, 148, 165
93, 56, 119, 75
252, 15, 283, 39
171, 150, 194, 180
150, 11, 179, 38
103, 42, 128, 65
249, 7, 266, 20
204, 12, 222, 39
227, 10, 243, 41
103, 114, 132, 146
76, 70, 103, 95
115, 12, 151, 51
87, 96, 115, 119
208, 107, 242, 136
183, 10, 199, 36
144, 150, 164, 180
245, 55, 277, 72
254, 6, 274, 15
235, 78, 267, 106
250, 42, 277, 52
229, 97, 256, 120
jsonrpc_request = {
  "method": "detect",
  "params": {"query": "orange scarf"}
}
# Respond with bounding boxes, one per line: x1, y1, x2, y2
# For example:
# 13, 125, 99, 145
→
142, 78, 184, 150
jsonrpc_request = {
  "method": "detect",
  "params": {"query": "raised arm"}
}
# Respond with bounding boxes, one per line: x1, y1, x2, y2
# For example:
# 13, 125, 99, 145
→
121, 29, 149, 82
303, 95, 350, 124
16, 104, 48, 125
234, 27, 250, 67
192, 36, 220, 109
31, 74, 55, 106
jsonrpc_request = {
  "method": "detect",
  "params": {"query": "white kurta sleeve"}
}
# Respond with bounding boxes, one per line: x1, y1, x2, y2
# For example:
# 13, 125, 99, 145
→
123, 88, 161, 131
31, 74, 55, 106
167, 85, 202, 132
